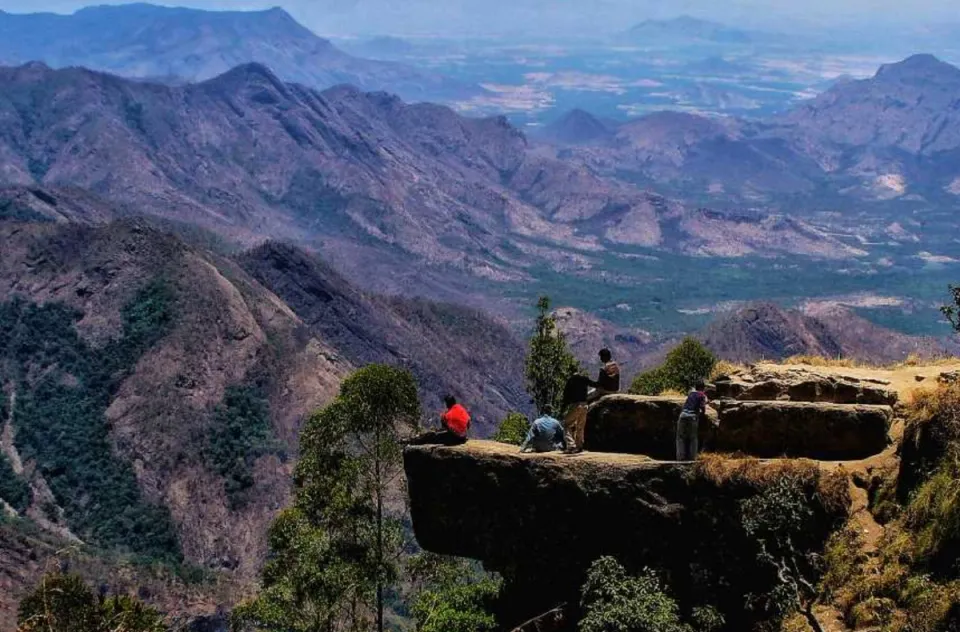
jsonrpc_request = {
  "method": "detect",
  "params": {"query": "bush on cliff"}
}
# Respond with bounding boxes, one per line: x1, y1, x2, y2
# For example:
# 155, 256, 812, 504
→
630, 338, 716, 396
493, 412, 529, 446
579, 557, 723, 632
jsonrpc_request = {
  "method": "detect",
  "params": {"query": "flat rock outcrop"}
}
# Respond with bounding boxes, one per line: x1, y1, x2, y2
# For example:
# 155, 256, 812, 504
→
586, 395, 891, 460
404, 441, 849, 630
711, 367, 898, 405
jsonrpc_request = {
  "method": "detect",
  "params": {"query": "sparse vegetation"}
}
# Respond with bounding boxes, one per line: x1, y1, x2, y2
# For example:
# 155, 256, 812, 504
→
204, 385, 275, 509
815, 382, 960, 630
0, 282, 182, 562
17, 571, 166, 632
525, 296, 581, 414
630, 338, 716, 395
0, 453, 30, 513
492, 412, 529, 446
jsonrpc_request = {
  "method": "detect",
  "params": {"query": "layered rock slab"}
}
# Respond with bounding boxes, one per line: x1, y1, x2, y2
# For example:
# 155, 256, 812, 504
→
711, 367, 898, 405
586, 395, 891, 460
404, 441, 849, 629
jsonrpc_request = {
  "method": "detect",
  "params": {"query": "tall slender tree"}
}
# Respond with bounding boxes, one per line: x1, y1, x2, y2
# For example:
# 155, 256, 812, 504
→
525, 296, 581, 414
233, 364, 421, 632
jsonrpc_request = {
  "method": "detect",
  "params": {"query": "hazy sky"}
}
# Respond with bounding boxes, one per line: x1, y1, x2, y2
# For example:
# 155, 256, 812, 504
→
0, 0, 957, 37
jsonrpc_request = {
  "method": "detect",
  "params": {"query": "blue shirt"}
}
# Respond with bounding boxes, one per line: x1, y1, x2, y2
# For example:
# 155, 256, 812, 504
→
521, 415, 567, 453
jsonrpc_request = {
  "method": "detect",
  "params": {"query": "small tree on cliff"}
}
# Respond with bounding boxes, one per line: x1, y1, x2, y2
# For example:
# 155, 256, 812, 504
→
233, 365, 420, 632
525, 296, 581, 414
739, 476, 827, 632
942, 285, 960, 332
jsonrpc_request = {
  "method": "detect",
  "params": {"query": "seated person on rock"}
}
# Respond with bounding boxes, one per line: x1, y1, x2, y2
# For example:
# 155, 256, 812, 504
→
408, 395, 470, 446
587, 348, 620, 402
676, 380, 708, 461
520, 405, 568, 453
562, 373, 592, 453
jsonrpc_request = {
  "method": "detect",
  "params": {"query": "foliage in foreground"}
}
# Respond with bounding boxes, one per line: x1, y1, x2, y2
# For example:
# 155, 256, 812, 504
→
17, 571, 166, 632
579, 557, 723, 632
525, 296, 581, 415
630, 338, 716, 396
409, 553, 500, 632
492, 412, 529, 446
233, 364, 420, 632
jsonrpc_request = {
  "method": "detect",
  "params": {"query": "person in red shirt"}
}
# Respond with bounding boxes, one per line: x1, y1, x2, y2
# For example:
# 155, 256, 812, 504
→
408, 395, 470, 446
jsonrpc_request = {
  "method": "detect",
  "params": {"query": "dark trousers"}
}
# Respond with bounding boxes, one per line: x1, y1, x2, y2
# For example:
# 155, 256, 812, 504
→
408, 429, 467, 446
676, 412, 699, 461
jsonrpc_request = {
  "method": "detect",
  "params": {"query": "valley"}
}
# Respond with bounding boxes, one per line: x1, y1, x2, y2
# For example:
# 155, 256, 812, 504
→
1, 1, 960, 629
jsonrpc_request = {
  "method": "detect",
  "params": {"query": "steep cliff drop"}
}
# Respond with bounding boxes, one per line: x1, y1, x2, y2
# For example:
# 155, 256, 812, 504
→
404, 365, 905, 630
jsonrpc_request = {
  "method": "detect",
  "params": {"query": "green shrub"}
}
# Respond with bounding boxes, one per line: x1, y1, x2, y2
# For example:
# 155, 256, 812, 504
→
493, 412, 529, 446
579, 557, 688, 632
629, 367, 672, 396
630, 338, 716, 395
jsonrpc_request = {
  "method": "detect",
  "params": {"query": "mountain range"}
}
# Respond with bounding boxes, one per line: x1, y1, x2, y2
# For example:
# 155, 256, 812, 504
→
0, 4, 481, 103
555, 54, 960, 205
0, 60, 871, 304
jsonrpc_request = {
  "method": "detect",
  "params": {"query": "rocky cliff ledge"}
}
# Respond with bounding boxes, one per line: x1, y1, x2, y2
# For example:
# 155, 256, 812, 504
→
586, 395, 892, 460
404, 441, 851, 629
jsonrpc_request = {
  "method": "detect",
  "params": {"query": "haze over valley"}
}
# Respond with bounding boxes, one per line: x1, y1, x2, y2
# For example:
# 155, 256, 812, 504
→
2, 1, 960, 629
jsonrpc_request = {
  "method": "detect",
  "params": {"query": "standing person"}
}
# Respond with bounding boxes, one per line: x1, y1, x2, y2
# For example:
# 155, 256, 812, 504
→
408, 395, 470, 446
520, 405, 568, 453
587, 348, 621, 402
676, 380, 708, 461
562, 373, 592, 453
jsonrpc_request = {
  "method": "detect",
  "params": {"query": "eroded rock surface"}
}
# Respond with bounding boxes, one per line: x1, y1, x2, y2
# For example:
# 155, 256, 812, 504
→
404, 441, 849, 629
586, 395, 890, 460
711, 366, 898, 405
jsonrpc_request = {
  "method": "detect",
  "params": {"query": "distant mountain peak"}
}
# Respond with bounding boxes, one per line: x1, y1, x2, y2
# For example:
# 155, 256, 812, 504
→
875, 53, 960, 83
540, 108, 612, 146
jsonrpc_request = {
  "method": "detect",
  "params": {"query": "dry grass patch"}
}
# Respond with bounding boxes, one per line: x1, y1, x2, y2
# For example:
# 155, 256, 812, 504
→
709, 360, 746, 380
694, 454, 850, 515
783, 355, 859, 368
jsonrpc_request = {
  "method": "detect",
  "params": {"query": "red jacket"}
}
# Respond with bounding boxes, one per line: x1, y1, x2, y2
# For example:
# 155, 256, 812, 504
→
442, 404, 471, 436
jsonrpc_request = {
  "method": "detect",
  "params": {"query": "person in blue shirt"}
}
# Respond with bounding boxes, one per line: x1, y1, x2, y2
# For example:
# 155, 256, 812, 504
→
520, 405, 568, 453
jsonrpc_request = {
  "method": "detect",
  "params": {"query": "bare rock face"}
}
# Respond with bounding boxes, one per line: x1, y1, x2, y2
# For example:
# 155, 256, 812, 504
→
712, 401, 892, 460
404, 441, 850, 630
585, 395, 891, 460
711, 367, 898, 405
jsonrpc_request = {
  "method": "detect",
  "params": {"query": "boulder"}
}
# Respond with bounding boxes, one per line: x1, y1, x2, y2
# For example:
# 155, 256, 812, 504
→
712, 401, 892, 460
584, 395, 718, 459
404, 441, 849, 630
586, 395, 891, 460
711, 369, 897, 405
